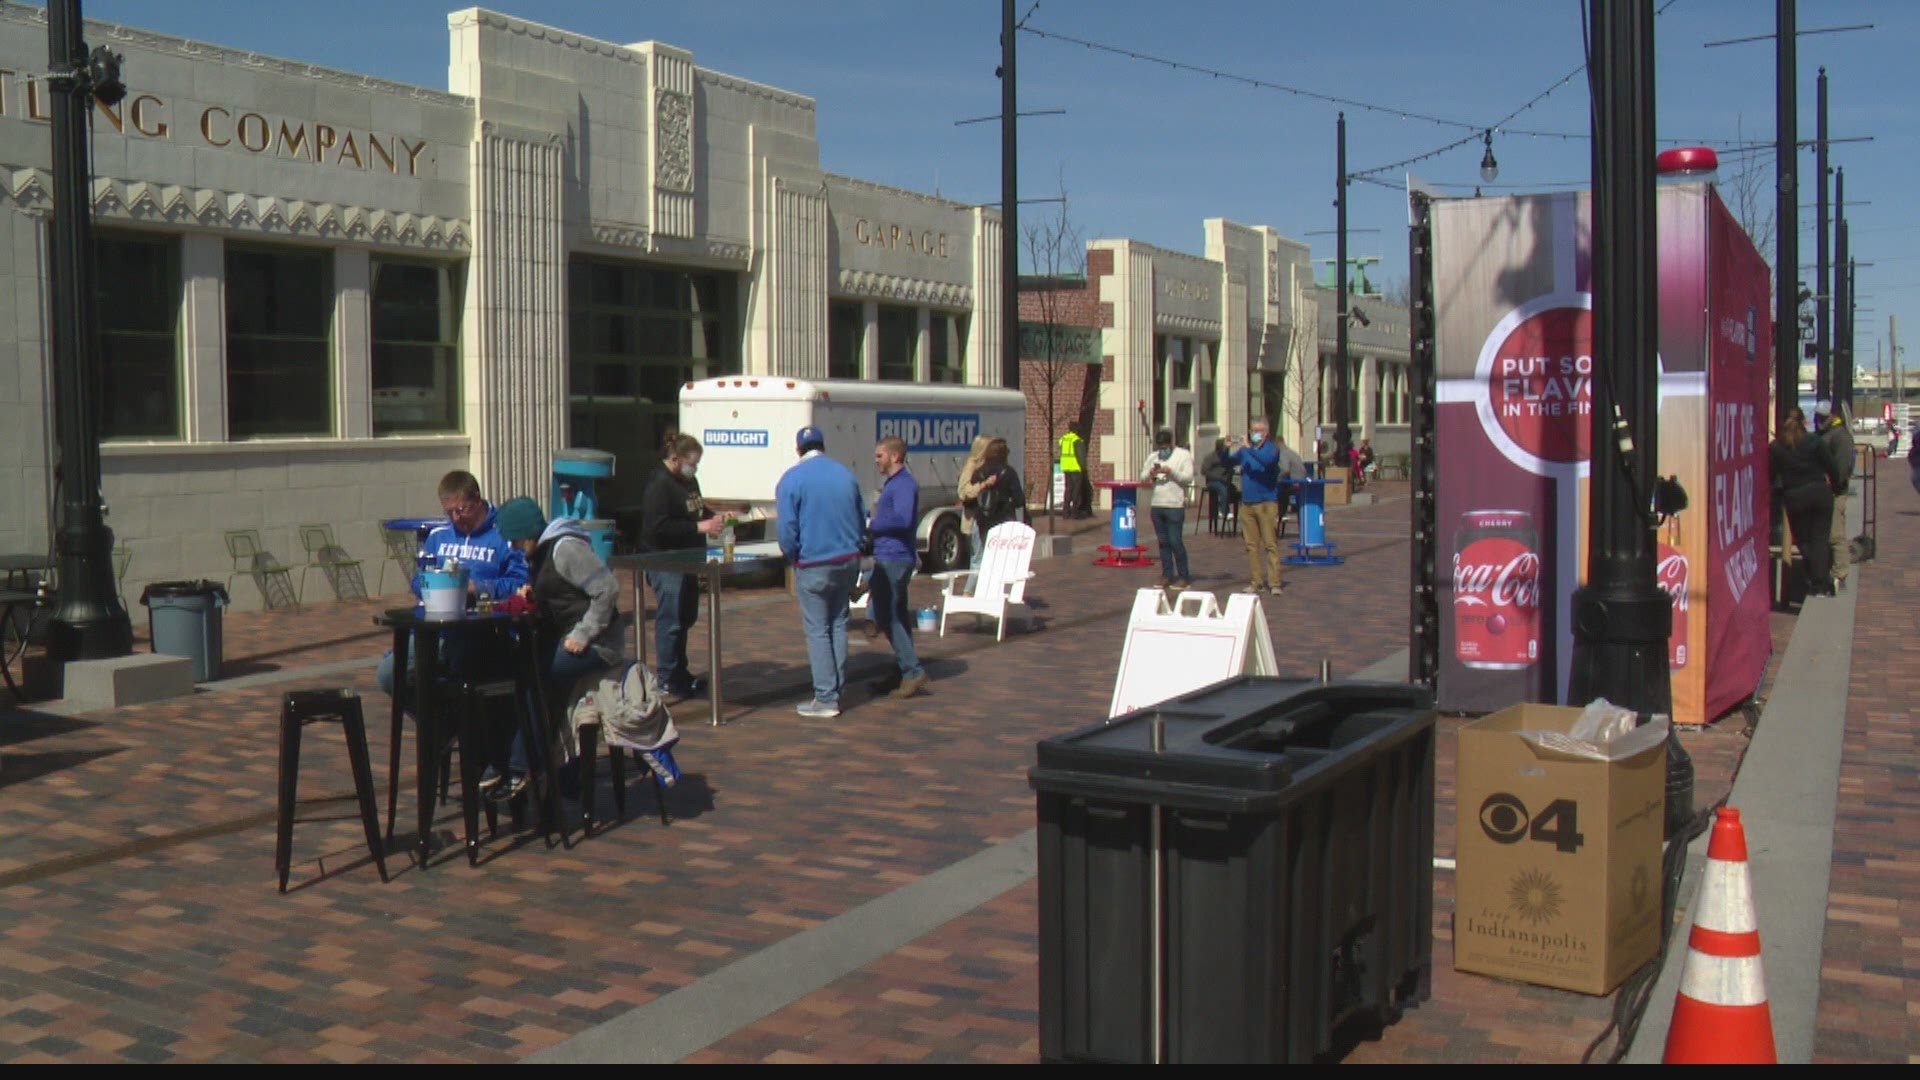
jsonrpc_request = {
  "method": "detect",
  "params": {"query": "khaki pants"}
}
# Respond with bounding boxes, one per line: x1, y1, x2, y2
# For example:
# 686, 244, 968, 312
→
1242, 500, 1283, 587
1831, 490, 1851, 581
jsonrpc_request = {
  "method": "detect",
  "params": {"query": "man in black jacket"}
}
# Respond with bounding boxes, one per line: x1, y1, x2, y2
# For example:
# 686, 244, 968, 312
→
642, 434, 725, 698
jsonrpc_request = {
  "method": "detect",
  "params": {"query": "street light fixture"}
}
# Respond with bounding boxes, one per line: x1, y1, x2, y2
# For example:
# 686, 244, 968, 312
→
1479, 130, 1499, 183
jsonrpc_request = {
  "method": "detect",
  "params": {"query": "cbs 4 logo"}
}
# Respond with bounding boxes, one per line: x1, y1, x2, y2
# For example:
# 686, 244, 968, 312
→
1478, 793, 1585, 853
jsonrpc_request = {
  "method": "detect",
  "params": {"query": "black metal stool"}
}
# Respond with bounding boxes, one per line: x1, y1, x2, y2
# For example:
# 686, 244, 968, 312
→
455, 679, 562, 863
576, 723, 672, 835
276, 688, 389, 892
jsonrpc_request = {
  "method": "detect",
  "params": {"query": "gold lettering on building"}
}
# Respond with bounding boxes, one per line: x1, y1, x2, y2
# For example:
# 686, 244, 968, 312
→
852, 217, 952, 260
129, 95, 168, 137
0, 74, 432, 178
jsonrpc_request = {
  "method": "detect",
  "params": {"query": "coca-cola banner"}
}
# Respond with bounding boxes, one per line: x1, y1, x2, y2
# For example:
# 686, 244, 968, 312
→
1430, 184, 1771, 723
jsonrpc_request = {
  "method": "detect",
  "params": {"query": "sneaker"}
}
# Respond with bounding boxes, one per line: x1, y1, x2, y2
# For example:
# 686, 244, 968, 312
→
1172, 579, 1193, 590
662, 675, 707, 699
869, 671, 903, 695
796, 699, 841, 719
487, 772, 529, 802
1268, 583, 1287, 595
1155, 577, 1173, 588
893, 672, 929, 699
1241, 583, 1263, 594
477, 766, 505, 794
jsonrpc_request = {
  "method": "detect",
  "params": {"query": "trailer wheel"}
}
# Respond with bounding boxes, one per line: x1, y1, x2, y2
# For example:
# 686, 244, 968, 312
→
928, 515, 964, 573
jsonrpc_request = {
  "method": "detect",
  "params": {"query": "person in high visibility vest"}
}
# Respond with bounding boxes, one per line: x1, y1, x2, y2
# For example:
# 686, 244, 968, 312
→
1058, 422, 1091, 519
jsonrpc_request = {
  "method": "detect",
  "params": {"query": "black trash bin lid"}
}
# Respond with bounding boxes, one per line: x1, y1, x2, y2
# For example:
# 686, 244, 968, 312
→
139, 579, 231, 605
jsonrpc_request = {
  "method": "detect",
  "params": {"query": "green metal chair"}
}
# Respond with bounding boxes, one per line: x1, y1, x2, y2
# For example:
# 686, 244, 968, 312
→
224, 529, 299, 609
297, 524, 367, 602
379, 527, 419, 595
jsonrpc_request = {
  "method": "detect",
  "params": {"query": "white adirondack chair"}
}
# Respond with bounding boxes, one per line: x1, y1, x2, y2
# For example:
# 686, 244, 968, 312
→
934, 521, 1037, 641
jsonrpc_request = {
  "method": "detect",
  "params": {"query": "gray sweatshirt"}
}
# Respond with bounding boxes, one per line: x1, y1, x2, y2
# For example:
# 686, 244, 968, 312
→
535, 518, 623, 664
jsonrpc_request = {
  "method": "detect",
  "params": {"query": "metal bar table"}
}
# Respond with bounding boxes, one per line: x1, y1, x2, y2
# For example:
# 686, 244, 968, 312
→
374, 605, 555, 866
0, 588, 38, 699
612, 542, 786, 727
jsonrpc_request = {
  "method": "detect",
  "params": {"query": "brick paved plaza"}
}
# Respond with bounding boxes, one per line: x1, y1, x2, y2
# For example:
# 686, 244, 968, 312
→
0, 477, 1909, 1063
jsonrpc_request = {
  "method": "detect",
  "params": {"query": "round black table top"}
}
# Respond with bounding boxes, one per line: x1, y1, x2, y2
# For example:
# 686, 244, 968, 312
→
0, 553, 55, 573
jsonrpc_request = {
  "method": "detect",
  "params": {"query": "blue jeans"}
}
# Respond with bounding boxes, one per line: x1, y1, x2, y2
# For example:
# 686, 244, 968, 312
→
794, 561, 860, 705
507, 641, 608, 777
1151, 507, 1190, 581
867, 559, 923, 680
647, 570, 701, 691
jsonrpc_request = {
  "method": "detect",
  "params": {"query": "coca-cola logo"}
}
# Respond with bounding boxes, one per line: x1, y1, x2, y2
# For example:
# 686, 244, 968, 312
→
1656, 551, 1689, 612
1455, 550, 1542, 611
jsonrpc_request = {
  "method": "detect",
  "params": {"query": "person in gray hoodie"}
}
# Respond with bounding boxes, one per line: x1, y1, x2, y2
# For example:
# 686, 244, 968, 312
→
489, 496, 622, 798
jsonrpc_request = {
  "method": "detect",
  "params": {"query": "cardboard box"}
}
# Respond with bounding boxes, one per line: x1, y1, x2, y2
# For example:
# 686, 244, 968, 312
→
1322, 466, 1351, 507
1453, 703, 1666, 995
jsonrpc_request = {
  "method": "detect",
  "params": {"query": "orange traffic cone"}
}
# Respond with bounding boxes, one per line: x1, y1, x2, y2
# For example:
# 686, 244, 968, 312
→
1662, 807, 1777, 1063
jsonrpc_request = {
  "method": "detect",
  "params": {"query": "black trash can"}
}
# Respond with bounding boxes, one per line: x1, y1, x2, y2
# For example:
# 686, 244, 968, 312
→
139, 580, 230, 682
1030, 676, 1435, 1064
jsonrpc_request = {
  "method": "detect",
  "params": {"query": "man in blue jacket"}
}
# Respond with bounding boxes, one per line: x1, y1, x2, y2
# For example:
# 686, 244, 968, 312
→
1228, 417, 1304, 595
376, 469, 531, 711
776, 426, 868, 719
867, 435, 926, 699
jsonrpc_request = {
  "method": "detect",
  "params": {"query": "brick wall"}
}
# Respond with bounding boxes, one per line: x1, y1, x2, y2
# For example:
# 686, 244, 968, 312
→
1017, 268, 1113, 503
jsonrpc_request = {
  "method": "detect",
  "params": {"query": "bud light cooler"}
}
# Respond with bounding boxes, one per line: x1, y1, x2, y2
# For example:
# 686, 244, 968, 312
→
1092, 481, 1154, 568
1283, 478, 1344, 566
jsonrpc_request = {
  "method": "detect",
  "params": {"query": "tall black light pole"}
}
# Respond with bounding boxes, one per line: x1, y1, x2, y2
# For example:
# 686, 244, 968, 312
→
45, 0, 133, 663
1834, 167, 1848, 411
1814, 66, 1829, 403
1333, 112, 1352, 464
1774, 0, 1798, 427
999, 0, 1020, 391
1567, 0, 1669, 715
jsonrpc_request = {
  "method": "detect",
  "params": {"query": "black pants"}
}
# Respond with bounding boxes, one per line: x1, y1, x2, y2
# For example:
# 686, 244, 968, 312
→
1784, 485, 1836, 594
1064, 470, 1092, 517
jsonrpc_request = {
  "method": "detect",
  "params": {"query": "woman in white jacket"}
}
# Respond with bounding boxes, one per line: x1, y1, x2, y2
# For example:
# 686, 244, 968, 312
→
1140, 428, 1195, 588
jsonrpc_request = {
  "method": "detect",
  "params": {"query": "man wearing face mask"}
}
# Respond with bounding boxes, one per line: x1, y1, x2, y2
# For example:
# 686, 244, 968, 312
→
641, 434, 726, 700
1227, 417, 1301, 595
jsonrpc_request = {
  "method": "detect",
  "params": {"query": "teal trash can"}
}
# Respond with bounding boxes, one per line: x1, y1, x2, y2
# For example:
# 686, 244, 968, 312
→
140, 580, 230, 682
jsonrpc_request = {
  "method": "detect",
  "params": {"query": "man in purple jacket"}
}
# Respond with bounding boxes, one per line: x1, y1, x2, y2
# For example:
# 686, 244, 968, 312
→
867, 436, 927, 699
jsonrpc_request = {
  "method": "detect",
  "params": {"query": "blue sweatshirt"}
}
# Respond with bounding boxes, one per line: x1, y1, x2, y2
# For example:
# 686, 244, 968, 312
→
869, 467, 920, 565
776, 452, 867, 566
1230, 441, 1283, 504
415, 504, 531, 600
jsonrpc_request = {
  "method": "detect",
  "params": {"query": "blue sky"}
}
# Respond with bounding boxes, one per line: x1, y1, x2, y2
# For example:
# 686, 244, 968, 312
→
65, 0, 1920, 375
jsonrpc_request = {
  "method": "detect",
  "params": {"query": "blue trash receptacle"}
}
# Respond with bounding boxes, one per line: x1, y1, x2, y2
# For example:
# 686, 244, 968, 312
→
139, 580, 230, 682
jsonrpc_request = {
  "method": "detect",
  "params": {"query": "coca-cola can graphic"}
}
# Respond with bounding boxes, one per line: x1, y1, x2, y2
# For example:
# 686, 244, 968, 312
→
1658, 541, 1689, 670
1453, 510, 1542, 669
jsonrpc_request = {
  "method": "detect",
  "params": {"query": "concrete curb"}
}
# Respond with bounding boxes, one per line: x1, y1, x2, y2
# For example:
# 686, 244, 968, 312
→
1623, 491, 1861, 1063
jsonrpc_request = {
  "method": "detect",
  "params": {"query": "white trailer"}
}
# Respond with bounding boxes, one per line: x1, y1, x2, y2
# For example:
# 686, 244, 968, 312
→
679, 377, 1027, 571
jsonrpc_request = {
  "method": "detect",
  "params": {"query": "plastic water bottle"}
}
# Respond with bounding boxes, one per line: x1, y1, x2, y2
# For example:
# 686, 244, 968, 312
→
722, 518, 736, 562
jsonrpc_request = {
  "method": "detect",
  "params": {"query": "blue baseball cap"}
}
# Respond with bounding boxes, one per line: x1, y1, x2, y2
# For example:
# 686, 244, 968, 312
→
796, 425, 826, 450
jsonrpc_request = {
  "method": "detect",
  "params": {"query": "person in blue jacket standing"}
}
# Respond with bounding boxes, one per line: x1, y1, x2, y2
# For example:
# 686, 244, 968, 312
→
375, 469, 531, 712
777, 426, 868, 719
1227, 417, 1303, 595
867, 435, 927, 700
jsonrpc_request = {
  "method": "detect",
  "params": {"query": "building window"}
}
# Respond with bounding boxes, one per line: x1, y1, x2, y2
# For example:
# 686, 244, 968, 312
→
95, 230, 181, 440
227, 242, 333, 438
568, 257, 741, 507
371, 258, 464, 435
829, 302, 863, 380
930, 312, 967, 384
1197, 343, 1217, 424
877, 305, 918, 382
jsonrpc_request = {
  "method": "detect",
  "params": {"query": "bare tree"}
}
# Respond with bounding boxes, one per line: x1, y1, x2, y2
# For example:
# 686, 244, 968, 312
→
1022, 179, 1089, 534
1723, 116, 1776, 266
1279, 282, 1323, 455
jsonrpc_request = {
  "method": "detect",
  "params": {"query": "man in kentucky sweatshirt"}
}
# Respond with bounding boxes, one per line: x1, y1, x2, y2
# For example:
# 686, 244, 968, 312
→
377, 469, 531, 711
776, 425, 867, 718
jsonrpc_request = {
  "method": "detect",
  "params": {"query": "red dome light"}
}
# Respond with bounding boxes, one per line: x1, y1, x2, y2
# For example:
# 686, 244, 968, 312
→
1656, 147, 1719, 176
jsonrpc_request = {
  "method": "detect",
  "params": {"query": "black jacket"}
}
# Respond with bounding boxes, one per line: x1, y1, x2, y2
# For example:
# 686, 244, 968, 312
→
971, 462, 1025, 533
640, 468, 711, 552
1769, 437, 1839, 511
